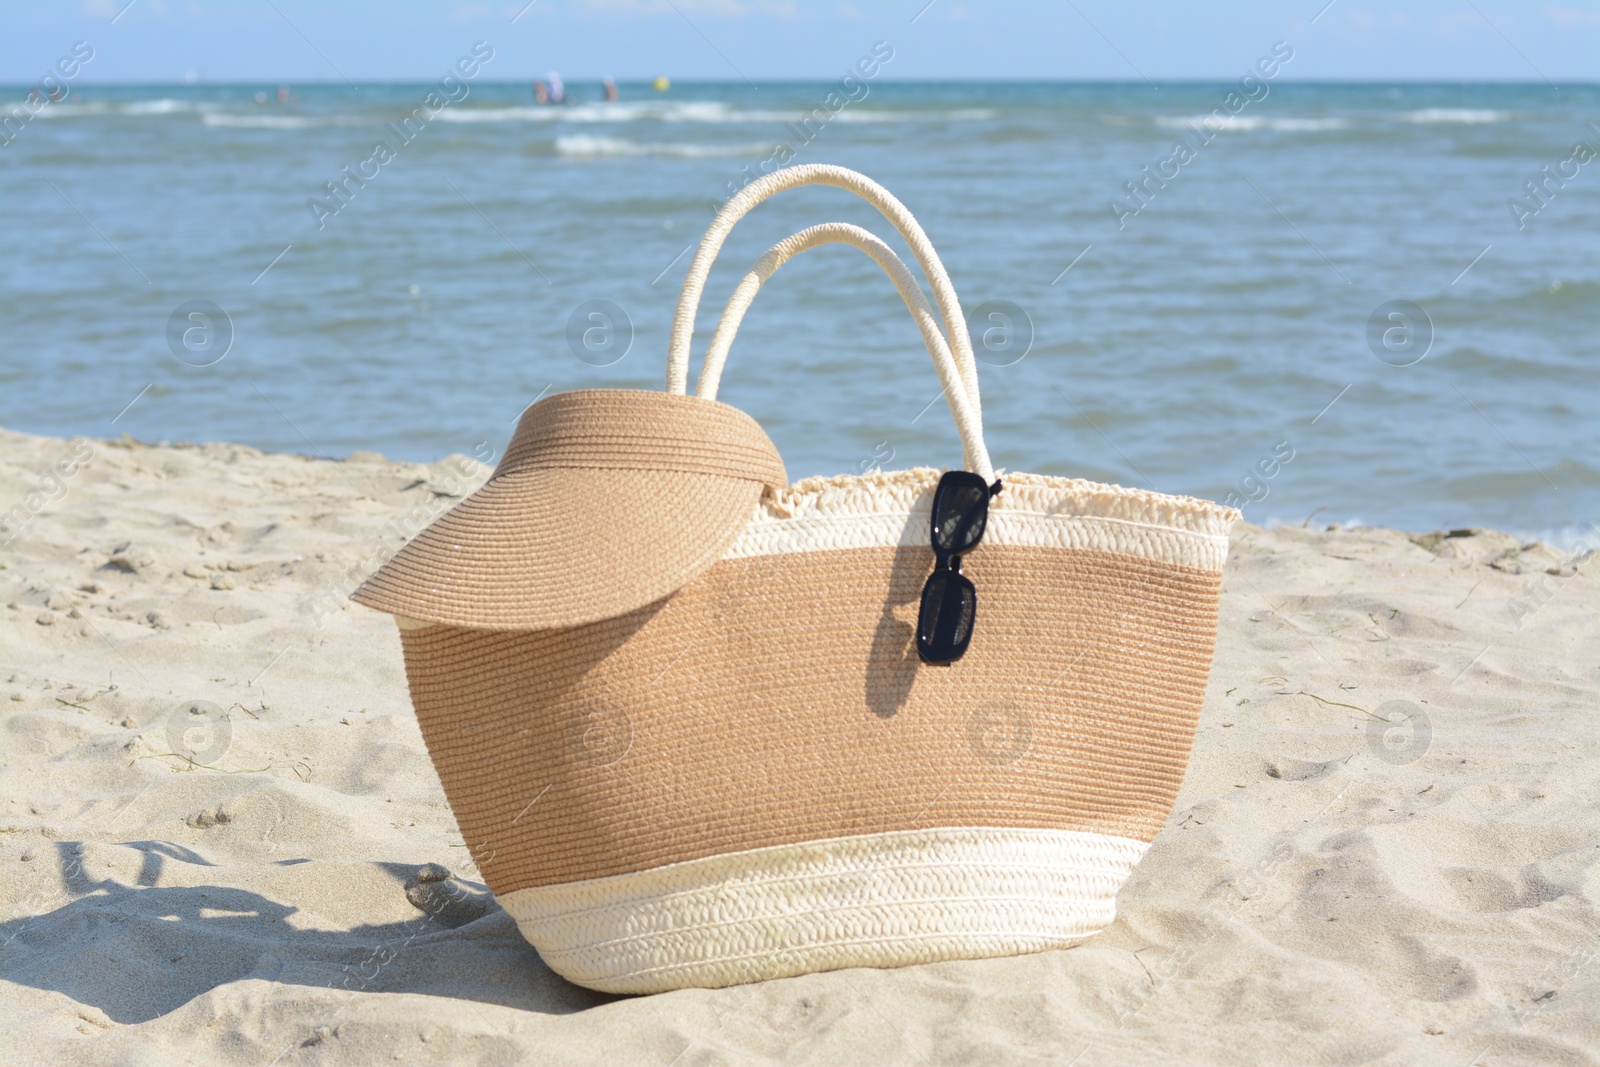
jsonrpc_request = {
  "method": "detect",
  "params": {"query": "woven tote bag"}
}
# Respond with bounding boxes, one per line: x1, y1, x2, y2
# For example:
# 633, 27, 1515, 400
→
354, 164, 1238, 994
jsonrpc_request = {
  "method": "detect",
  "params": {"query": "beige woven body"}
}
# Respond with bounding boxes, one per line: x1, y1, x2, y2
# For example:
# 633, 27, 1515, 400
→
356, 166, 1238, 993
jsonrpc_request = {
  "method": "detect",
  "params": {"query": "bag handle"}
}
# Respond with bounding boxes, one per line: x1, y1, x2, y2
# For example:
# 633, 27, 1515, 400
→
695, 222, 993, 481
666, 164, 985, 435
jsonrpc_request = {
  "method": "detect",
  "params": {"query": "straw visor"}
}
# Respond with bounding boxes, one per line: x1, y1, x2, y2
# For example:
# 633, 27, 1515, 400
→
352, 390, 788, 629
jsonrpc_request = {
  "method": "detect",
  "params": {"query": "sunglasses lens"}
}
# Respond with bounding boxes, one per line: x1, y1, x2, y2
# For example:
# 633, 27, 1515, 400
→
932, 472, 990, 555
917, 570, 976, 664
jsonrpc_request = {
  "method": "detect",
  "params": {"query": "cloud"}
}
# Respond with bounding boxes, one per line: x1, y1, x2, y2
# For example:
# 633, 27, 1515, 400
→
577, 0, 797, 15
1545, 5, 1600, 29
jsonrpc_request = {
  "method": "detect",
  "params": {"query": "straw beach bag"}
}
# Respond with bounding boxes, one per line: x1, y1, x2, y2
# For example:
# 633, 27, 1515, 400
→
354, 164, 1238, 994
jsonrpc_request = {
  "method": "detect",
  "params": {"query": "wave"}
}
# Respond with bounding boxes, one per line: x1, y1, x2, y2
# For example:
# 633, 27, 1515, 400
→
1403, 108, 1509, 124
1515, 522, 1600, 553
434, 104, 564, 123
554, 134, 769, 158
438, 101, 996, 125
1440, 344, 1591, 381
1495, 277, 1600, 312
123, 99, 209, 115
832, 107, 997, 123
202, 113, 322, 129
1155, 114, 1348, 133
26, 97, 220, 118
15, 96, 998, 130
1152, 109, 1515, 133
438, 100, 739, 124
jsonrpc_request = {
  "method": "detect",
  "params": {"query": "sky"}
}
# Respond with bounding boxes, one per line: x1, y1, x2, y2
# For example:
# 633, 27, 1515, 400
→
2, 0, 1599, 84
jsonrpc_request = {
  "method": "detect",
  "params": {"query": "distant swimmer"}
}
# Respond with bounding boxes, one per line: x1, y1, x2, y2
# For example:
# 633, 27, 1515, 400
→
653, 76, 670, 92
547, 72, 566, 105
276, 85, 297, 104
603, 76, 618, 103
533, 80, 549, 104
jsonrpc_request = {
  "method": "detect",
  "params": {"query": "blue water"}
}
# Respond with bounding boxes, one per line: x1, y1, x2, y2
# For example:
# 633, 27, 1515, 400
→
1, 80, 1596, 540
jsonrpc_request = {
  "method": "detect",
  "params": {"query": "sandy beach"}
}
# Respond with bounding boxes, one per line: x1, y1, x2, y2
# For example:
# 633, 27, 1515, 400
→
2, 424, 1595, 1066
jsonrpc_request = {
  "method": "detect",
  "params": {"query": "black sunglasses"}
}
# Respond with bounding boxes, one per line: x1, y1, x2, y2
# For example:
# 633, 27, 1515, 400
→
917, 470, 1002, 665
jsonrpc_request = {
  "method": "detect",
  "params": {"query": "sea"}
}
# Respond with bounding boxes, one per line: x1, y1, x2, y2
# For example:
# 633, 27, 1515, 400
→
1, 80, 1596, 543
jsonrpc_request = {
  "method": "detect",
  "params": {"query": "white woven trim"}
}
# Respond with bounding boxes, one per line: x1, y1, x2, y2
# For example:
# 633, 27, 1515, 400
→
499, 826, 1148, 994
727, 468, 1237, 572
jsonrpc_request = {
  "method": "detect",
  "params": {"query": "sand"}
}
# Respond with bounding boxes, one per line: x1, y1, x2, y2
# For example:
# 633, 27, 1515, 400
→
1, 425, 1596, 1066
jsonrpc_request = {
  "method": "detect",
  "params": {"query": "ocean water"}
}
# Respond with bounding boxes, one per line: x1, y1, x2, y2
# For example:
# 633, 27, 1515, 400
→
1, 80, 1596, 540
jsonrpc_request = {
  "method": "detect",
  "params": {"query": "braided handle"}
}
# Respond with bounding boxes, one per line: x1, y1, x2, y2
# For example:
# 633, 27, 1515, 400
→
666, 165, 983, 437
695, 222, 993, 481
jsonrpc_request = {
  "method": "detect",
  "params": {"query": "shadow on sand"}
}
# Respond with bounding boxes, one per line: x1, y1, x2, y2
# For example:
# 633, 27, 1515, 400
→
0, 840, 620, 1024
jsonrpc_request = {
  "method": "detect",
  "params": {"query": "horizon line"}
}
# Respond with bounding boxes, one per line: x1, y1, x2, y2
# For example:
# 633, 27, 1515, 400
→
3, 76, 1595, 87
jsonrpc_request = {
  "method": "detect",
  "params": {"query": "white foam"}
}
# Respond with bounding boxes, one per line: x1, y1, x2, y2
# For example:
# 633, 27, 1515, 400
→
1265, 117, 1348, 131
554, 134, 768, 159
120, 98, 203, 115
832, 107, 997, 123
1155, 114, 1347, 133
202, 113, 320, 129
1403, 108, 1509, 124
1515, 523, 1600, 554
23, 98, 226, 119
437, 101, 741, 124
11, 96, 999, 130
432, 105, 557, 123
436, 102, 996, 125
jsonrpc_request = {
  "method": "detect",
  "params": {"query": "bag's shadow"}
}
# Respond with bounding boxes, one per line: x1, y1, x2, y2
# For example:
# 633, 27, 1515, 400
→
865, 540, 929, 719
0, 841, 619, 1024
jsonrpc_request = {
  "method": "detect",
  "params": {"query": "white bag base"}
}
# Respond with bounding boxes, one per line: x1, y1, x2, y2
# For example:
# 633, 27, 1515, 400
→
499, 825, 1149, 994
